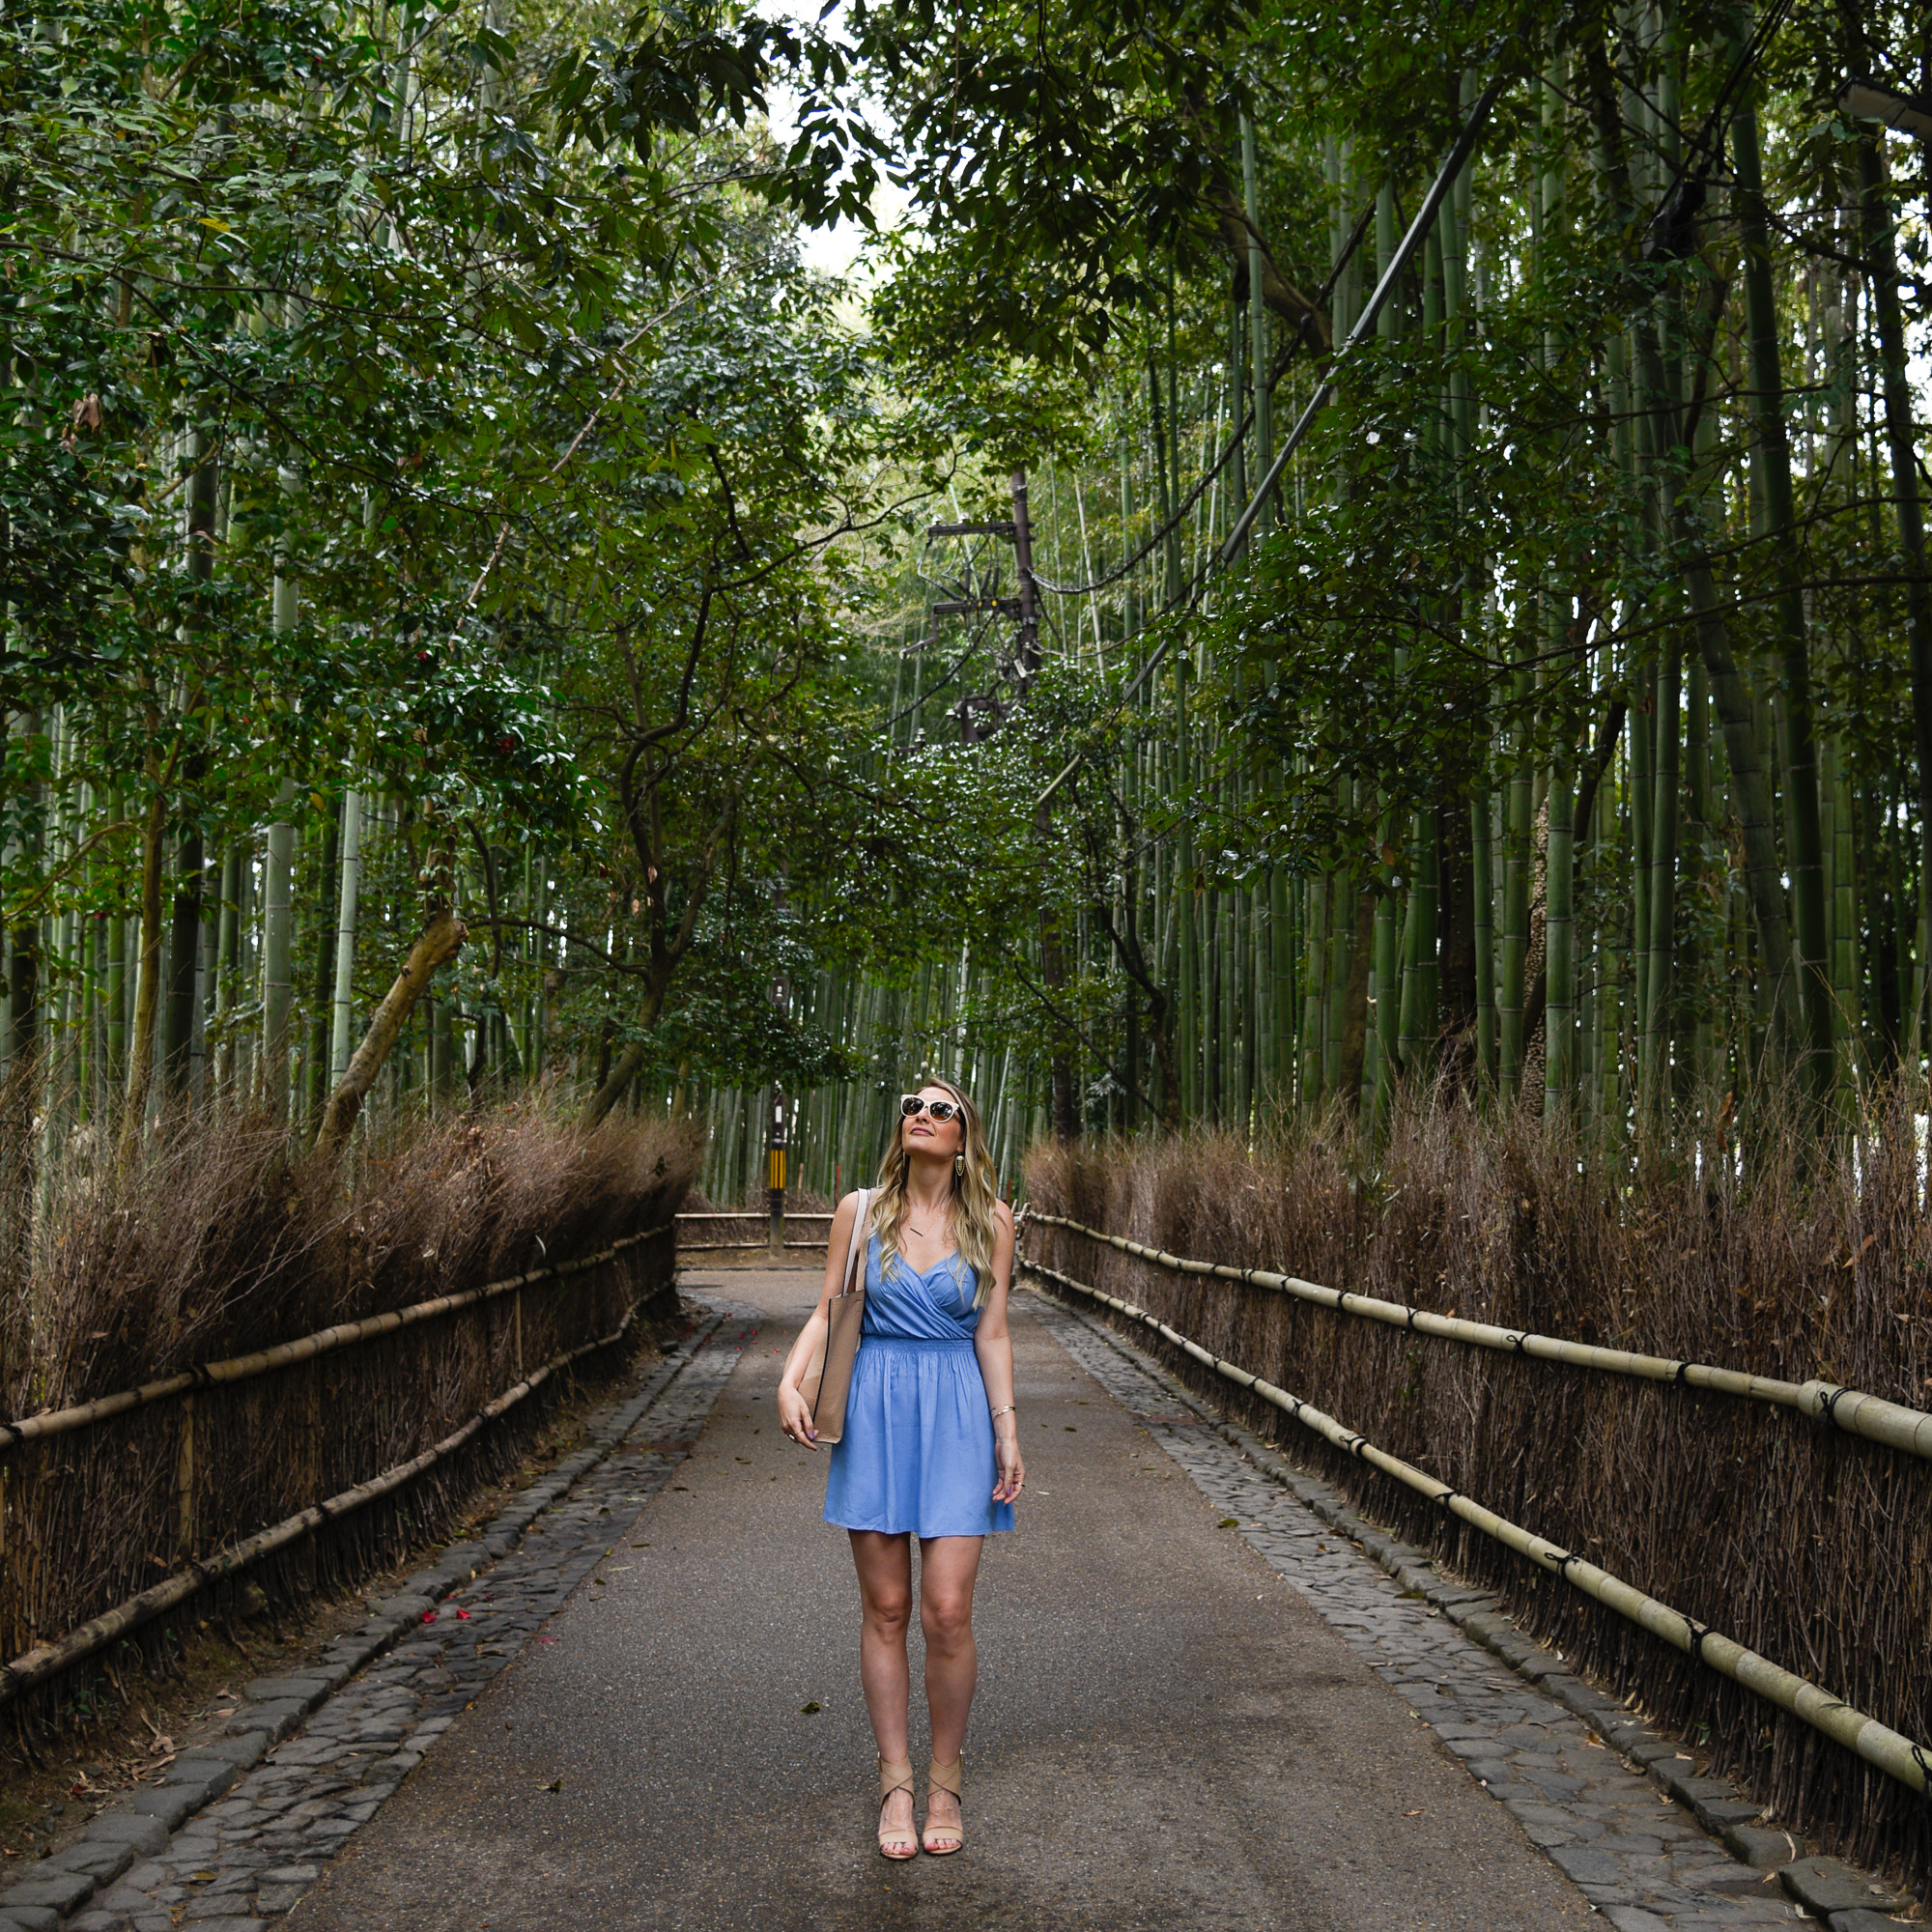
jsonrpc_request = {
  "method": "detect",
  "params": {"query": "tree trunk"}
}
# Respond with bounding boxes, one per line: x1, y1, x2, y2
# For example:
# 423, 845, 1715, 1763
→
104, 797, 126, 1090
1855, 131, 1932, 1053
1642, 639, 1681, 1119
162, 828, 204, 1098
1335, 885, 1374, 1111
581, 980, 668, 1125
1038, 805, 1077, 1140
306, 798, 341, 1127
214, 841, 241, 1101
118, 772, 167, 1164
1471, 792, 1495, 1091
1174, 669, 1198, 1119
1241, 115, 1274, 536
1677, 537, 1797, 1040
328, 789, 364, 1086
1734, 67, 1833, 1100
1397, 808, 1438, 1077
1538, 733, 1572, 1100
314, 910, 468, 1162
1499, 731, 1532, 1093
262, 787, 296, 1122
5, 711, 41, 1076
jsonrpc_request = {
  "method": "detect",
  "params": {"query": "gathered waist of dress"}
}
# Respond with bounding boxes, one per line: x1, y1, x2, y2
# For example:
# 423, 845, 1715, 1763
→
861, 1334, 978, 1353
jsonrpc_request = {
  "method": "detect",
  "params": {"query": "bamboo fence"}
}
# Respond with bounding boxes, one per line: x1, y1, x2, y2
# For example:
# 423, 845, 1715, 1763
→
0, 1221, 677, 1732
674, 1209, 834, 1254
1027, 1212, 1932, 1460
0, 1275, 657, 1705
1021, 1137, 1932, 1885
1023, 1252, 1932, 1816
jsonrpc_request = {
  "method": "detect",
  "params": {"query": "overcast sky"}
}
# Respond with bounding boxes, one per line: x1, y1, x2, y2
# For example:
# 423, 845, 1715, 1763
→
753, 1, 906, 284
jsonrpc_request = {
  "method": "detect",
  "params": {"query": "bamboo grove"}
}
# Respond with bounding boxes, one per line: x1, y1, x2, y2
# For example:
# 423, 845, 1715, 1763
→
0, 0, 920, 1237
714, 0, 1932, 1195
6, 0, 1932, 1214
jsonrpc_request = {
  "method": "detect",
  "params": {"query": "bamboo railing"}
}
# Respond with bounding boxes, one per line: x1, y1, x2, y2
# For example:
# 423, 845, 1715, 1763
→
0, 1226, 672, 1454
1026, 1211, 1932, 1462
1022, 1254, 1932, 1809
674, 1209, 833, 1253
0, 1222, 674, 1709
0, 1289, 656, 1706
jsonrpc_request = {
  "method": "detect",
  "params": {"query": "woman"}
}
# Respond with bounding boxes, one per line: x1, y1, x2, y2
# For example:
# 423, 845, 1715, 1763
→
776, 1078, 1024, 1860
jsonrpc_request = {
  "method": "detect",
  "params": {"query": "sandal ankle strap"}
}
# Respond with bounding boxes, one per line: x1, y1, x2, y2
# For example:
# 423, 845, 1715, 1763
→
927, 1756, 963, 1798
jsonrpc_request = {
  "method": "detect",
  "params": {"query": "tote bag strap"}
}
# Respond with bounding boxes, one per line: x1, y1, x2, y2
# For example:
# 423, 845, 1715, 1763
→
837, 1188, 871, 1297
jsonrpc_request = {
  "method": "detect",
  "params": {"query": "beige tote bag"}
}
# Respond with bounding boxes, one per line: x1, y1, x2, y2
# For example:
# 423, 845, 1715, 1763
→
800, 1188, 870, 1446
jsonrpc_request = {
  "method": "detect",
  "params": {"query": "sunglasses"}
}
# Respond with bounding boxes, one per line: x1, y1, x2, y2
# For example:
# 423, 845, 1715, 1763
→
900, 1094, 963, 1122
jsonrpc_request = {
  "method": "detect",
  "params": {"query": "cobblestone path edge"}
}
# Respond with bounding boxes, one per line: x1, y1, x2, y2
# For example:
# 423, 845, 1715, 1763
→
0, 1297, 757, 1932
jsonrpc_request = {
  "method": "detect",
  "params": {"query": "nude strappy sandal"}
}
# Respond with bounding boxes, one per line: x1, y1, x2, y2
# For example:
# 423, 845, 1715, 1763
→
877, 1754, 918, 1861
923, 1756, 964, 1855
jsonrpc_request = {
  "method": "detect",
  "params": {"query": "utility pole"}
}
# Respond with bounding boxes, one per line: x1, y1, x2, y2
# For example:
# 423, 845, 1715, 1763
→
936, 469, 1040, 744
1009, 469, 1040, 678
932, 470, 1073, 1133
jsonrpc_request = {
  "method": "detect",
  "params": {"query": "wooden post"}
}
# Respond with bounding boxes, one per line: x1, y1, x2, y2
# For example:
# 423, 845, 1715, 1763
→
176, 1395, 195, 1559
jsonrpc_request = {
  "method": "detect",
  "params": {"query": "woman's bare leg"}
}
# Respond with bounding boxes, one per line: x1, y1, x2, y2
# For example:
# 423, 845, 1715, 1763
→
918, 1535, 983, 1844
849, 1531, 915, 1842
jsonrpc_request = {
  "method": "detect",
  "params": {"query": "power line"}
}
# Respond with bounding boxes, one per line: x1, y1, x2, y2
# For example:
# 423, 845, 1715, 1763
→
1031, 197, 1375, 599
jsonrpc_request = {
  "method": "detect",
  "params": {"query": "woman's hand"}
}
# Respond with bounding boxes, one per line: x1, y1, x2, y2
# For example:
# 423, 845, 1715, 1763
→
777, 1379, 819, 1449
992, 1423, 1024, 1503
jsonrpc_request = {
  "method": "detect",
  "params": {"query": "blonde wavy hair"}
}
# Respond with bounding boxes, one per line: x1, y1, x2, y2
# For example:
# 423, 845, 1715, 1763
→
867, 1077, 1000, 1309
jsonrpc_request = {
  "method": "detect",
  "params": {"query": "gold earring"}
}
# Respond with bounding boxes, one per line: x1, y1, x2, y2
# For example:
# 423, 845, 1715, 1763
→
954, 1152, 965, 1179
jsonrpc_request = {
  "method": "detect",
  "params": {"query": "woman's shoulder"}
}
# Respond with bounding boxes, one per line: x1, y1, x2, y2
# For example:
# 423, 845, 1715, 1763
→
992, 1198, 1015, 1236
836, 1188, 875, 1228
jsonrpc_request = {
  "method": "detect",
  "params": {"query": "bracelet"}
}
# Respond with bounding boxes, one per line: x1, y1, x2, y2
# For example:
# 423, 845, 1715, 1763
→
989, 1405, 1015, 1422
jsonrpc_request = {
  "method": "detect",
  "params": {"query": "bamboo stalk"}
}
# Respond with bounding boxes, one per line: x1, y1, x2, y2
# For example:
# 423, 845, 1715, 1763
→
1024, 1212, 1932, 1459
1021, 1256, 1932, 1808
0, 1225, 671, 1454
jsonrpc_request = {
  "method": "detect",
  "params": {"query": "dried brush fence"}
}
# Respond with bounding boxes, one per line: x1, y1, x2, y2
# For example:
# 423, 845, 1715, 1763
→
1023, 1101, 1932, 1889
0, 1101, 696, 1753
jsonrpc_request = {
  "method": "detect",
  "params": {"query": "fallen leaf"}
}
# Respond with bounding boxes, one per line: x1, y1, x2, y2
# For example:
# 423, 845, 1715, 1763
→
1404, 1809, 1425, 1818
800, 1701, 821, 1714
1217, 1518, 1239, 1528
538, 1777, 562, 1792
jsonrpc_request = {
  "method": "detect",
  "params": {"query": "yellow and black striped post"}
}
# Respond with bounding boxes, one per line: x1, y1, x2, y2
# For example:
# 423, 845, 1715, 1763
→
767, 1089, 786, 1255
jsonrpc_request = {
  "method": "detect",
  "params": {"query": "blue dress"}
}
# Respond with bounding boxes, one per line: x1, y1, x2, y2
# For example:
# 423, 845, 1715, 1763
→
824, 1236, 1016, 1539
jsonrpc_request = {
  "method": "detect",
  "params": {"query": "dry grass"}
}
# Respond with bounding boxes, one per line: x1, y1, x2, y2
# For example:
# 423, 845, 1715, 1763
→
0, 1090, 697, 1759
1025, 1091, 1932, 1888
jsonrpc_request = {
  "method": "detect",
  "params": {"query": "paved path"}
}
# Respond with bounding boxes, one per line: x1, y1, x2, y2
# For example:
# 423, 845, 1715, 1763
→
1031, 1296, 1810, 1932
15, 1269, 1837, 1932
295, 1270, 1592, 1931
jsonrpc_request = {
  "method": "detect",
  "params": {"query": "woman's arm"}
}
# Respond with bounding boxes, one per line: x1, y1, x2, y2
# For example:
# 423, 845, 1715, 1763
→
974, 1201, 1025, 1503
776, 1190, 864, 1448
